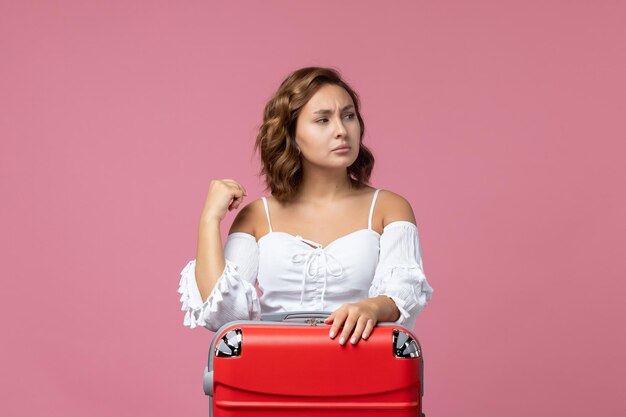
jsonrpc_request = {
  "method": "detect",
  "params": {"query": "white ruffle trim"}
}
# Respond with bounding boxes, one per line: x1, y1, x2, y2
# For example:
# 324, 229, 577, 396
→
369, 264, 434, 326
178, 259, 261, 330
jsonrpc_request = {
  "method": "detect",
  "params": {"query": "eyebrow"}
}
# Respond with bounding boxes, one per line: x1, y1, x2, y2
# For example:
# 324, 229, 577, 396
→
312, 104, 355, 115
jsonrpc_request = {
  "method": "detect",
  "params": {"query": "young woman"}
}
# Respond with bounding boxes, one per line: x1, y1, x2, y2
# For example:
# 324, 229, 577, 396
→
178, 67, 434, 346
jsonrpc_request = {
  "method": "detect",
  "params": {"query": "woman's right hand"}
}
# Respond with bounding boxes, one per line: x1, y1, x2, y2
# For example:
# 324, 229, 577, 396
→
200, 179, 248, 223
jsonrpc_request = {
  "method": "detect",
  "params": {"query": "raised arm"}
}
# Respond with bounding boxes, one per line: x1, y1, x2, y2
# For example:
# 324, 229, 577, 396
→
195, 179, 250, 302
178, 180, 262, 331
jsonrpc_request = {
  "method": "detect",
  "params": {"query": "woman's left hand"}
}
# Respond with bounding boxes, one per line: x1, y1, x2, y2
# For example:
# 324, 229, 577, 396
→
324, 299, 380, 345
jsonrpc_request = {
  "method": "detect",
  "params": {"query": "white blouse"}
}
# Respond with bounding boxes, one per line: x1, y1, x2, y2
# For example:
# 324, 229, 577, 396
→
178, 190, 434, 332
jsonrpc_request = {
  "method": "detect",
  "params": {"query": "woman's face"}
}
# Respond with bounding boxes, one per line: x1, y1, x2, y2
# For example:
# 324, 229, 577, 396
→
295, 84, 361, 170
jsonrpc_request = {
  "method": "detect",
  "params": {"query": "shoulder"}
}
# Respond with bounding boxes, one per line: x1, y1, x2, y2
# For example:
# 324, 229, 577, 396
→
228, 197, 267, 238
376, 189, 417, 228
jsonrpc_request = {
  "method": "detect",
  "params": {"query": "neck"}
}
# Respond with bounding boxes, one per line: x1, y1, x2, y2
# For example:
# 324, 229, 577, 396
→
296, 165, 354, 204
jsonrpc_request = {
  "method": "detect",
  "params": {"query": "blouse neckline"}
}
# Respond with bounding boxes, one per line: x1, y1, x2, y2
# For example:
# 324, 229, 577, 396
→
259, 228, 379, 250
228, 220, 418, 244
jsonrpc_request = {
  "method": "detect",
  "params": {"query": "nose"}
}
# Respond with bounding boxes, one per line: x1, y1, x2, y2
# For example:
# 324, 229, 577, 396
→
334, 116, 347, 137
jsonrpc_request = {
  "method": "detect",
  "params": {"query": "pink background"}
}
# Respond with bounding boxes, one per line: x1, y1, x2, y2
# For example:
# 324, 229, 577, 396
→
2, 1, 625, 416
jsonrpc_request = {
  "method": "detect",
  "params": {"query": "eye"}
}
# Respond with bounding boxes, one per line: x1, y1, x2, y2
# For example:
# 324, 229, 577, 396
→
344, 113, 356, 120
316, 118, 329, 123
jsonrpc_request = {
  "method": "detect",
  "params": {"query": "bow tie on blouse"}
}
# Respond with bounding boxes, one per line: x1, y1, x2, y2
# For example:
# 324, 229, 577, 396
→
290, 236, 344, 309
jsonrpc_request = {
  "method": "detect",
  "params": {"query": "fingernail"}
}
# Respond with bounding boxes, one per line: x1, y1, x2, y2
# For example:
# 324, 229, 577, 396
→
363, 332, 368, 339
339, 337, 345, 345
351, 337, 357, 344
329, 330, 335, 338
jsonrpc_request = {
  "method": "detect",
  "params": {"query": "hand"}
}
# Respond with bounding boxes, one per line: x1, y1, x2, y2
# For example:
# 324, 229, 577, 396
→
200, 179, 248, 223
324, 299, 380, 346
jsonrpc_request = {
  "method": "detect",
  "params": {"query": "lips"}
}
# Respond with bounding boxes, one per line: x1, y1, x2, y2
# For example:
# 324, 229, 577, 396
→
332, 145, 351, 151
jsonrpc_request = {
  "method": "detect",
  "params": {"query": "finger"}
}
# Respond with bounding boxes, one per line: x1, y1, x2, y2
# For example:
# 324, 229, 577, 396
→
362, 319, 376, 340
329, 311, 346, 339
228, 197, 240, 211
339, 313, 358, 345
228, 192, 245, 210
222, 179, 247, 196
349, 316, 371, 345
231, 181, 247, 196
324, 312, 334, 324
229, 185, 246, 199
232, 180, 246, 195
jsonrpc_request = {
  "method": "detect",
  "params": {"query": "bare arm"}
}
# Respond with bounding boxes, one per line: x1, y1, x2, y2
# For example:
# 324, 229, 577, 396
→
194, 217, 225, 303
368, 295, 402, 322
193, 179, 250, 303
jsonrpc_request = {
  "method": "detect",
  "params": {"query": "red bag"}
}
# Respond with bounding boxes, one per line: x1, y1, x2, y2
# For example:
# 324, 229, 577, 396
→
203, 311, 426, 417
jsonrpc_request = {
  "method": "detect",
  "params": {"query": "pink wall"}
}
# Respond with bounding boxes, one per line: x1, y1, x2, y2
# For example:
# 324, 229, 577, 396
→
2, 1, 625, 416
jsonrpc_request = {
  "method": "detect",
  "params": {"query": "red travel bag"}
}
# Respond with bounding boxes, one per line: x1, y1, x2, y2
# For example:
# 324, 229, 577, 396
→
203, 311, 426, 417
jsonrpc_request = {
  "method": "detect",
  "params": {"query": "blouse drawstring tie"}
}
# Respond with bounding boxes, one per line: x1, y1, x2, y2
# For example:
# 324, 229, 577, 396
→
291, 237, 344, 310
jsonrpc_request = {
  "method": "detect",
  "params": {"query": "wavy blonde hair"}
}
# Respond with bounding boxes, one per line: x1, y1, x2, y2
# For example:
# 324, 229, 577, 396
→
254, 67, 375, 203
